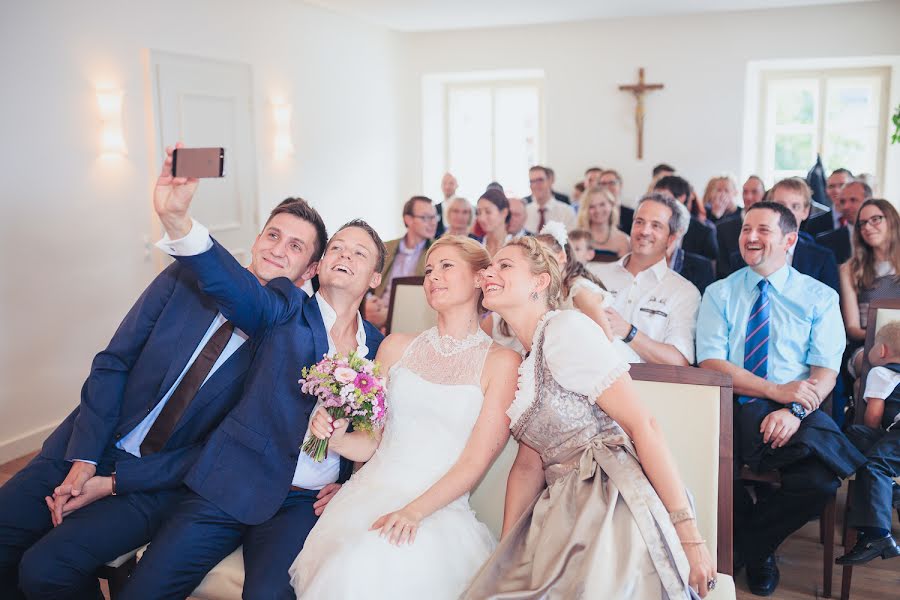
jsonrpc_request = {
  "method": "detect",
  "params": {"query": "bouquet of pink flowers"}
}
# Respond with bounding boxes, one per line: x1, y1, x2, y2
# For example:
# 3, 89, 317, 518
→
299, 351, 387, 462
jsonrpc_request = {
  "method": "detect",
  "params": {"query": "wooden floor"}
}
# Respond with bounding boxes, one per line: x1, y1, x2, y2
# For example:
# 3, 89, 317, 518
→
2, 452, 898, 599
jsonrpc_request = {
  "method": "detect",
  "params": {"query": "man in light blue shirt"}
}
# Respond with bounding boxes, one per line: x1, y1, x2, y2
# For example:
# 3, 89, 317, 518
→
697, 201, 865, 596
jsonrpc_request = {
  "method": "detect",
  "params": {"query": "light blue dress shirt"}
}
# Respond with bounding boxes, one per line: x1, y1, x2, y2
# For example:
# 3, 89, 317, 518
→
696, 265, 845, 383
115, 313, 248, 458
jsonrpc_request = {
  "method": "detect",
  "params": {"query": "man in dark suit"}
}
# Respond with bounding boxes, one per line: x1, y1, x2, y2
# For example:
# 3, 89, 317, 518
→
654, 175, 718, 263
545, 167, 570, 204
726, 178, 840, 294
0, 194, 324, 598
668, 200, 714, 294
817, 180, 872, 264
121, 148, 386, 599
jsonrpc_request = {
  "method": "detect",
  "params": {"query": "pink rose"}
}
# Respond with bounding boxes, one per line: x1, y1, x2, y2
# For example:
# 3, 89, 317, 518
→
334, 367, 357, 384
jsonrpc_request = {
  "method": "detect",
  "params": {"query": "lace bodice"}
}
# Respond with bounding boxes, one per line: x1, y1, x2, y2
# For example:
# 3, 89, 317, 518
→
393, 326, 493, 387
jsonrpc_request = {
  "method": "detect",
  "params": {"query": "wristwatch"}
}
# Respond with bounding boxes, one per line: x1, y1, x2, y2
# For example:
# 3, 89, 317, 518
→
623, 325, 638, 344
788, 402, 807, 421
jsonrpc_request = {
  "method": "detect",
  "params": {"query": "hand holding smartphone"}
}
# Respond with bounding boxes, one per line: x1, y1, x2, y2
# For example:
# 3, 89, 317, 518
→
172, 147, 225, 178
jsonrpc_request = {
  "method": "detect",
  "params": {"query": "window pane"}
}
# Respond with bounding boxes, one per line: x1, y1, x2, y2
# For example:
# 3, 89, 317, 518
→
823, 77, 881, 175
771, 80, 817, 126
493, 86, 540, 197
824, 128, 878, 176
774, 133, 814, 171
447, 87, 493, 200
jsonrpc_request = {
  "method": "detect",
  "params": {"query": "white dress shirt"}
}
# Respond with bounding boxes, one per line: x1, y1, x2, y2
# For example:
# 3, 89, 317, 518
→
589, 254, 700, 364
524, 198, 576, 233
289, 293, 369, 490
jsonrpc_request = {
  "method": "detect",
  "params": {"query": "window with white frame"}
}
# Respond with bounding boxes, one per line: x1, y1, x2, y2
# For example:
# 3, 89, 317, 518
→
445, 80, 543, 200
759, 68, 890, 187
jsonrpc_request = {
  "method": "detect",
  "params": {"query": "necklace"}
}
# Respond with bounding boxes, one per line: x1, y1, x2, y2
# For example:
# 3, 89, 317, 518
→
426, 326, 488, 356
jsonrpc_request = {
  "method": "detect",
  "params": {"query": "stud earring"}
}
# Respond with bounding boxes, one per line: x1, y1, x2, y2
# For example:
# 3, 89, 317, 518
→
530, 291, 539, 301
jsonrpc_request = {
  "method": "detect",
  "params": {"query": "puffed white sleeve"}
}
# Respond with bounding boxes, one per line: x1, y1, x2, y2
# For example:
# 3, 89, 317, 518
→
542, 311, 630, 399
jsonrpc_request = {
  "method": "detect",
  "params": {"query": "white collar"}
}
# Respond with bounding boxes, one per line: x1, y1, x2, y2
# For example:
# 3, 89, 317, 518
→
314, 292, 369, 357
619, 253, 668, 282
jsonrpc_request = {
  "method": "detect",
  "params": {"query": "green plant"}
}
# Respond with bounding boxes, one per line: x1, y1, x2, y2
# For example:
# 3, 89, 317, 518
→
893, 104, 900, 144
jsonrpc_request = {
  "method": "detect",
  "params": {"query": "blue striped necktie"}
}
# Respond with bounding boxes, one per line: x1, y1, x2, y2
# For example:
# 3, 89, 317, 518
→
738, 279, 770, 405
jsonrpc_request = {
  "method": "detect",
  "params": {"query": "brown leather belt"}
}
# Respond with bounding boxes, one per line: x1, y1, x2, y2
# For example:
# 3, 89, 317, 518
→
290, 485, 308, 492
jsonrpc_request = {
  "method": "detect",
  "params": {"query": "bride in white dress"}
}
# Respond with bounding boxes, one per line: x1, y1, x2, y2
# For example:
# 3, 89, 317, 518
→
289, 235, 521, 599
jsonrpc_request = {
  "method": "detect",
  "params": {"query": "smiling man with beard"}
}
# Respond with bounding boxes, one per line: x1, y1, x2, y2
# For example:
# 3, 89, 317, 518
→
697, 201, 864, 596
589, 192, 700, 366
119, 146, 386, 599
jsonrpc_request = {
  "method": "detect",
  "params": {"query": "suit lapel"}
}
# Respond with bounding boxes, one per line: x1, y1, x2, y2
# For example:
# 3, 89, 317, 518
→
303, 297, 330, 362
156, 290, 220, 403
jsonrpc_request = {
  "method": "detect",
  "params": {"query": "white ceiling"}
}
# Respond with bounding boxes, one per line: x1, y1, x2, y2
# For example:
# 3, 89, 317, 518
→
301, 0, 873, 31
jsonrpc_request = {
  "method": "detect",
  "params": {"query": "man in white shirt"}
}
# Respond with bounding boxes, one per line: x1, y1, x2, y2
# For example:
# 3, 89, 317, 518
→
524, 166, 576, 232
590, 192, 700, 366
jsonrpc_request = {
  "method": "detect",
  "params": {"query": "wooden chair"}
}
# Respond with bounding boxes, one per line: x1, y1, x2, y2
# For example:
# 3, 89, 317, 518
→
384, 276, 436, 335
839, 298, 900, 600
470, 363, 737, 598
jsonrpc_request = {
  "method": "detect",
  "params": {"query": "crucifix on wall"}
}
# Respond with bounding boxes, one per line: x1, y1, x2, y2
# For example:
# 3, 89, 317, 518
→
619, 68, 664, 159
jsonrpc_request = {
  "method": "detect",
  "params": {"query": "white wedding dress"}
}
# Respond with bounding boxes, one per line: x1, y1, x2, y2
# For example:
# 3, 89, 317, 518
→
289, 328, 498, 599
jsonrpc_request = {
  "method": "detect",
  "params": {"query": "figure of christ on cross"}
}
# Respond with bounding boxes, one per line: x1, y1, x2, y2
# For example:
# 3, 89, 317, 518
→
619, 68, 664, 159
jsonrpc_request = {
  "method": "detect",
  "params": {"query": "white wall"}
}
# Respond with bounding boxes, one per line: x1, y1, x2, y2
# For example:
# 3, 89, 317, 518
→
0, 0, 401, 461
396, 0, 900, 205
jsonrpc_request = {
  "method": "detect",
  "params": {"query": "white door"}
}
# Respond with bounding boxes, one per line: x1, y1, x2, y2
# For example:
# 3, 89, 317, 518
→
151, 51, 258, 266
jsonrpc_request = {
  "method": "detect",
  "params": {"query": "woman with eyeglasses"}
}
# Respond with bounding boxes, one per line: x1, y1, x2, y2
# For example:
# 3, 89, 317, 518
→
839, 199, 900, 377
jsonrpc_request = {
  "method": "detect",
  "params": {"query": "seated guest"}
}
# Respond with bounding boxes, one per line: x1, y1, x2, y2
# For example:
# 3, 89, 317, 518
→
567, 229, 596, 264
366, 195, 436, 328
583, 166, 603, 191
535, 223, 613, 339
442, 196, 473, 237
590, 193, 701, 366
728, 178, 840, 294
598, 169, 633, 234
571, 181, 585, 209
836, 322, 900, 565
576, 186, 630, 259
716, 175, 766, 278
0, 197, 324, 599
436, 172, 459, 237
654, 174, 719, 263
669, 200, 715, 294
524, 165, 576, 232
647, 162, 675, 193
475, 188, 511, 256
697, 201, 864, 596
545, 166, 570, 204
840, 199, 900, 377
506, 196, 530, 239
827, 168, 854, 214
818, 180, 872, 264
703, 175, 741, 225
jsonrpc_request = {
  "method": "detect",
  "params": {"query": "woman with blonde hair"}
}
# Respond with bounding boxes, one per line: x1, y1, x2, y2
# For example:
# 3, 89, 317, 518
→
839, 198, 900, 376
463, 236, 716, 599
442, 196, 474, 237
576, 186, 630, 259
702, 175, 740, 224
292, 235, 521, 599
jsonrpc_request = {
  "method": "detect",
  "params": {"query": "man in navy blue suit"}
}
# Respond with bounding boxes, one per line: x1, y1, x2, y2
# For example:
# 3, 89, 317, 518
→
729, 178, 840, 295
816, 180, 872, 265
120, 147, 386, 599
0, 190, 324, 597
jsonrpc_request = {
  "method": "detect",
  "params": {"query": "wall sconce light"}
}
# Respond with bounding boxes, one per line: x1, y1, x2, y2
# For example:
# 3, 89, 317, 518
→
273, 101, 295, 159
97, 89, 127, 156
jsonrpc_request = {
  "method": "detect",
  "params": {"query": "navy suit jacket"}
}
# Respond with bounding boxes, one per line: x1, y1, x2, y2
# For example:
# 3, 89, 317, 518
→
817, 226, 852, 265
671, 248, 714, 295
174, 240, 384, 525
715, 213, 742, 279
618, 205, 634, 235
729, 236, 840, 295
803, 210, 835, 238
683, 216, 718, 263
40, 263, 254, 495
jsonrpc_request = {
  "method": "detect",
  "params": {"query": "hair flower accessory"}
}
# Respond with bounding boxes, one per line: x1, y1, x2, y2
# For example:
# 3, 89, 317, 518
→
540, 221, 568, 248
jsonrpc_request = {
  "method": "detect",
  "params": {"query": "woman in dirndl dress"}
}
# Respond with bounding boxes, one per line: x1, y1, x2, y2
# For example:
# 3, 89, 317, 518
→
462, 236, 716, 599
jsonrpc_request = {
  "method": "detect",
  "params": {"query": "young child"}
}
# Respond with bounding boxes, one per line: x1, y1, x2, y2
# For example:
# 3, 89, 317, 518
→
836, 321, 900, 565
567, 229, 595, 264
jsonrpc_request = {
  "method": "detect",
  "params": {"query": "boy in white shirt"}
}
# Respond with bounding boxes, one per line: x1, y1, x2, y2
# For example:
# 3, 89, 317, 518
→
836, 321, 900, 565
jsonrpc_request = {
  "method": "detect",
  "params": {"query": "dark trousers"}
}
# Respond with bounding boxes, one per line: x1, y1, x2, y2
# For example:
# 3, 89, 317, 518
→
734, 402, 841, 565
0, 452, 182, 600
845, 424, 900, 531
120, 488, 319, 600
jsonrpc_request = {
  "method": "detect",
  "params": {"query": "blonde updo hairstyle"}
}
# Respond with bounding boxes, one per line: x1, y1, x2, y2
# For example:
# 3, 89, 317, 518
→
504, 236, 563, 310
425, 235, 492, 312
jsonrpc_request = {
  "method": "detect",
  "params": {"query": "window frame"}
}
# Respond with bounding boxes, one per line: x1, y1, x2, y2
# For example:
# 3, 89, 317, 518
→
758, 66, 890, 186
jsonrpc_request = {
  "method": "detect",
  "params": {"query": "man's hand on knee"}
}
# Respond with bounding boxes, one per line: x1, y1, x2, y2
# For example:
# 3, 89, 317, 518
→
45, 476, 113, 524
47, 462, 96, 526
